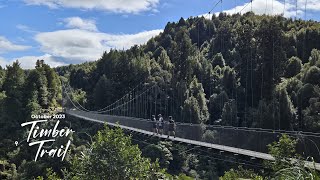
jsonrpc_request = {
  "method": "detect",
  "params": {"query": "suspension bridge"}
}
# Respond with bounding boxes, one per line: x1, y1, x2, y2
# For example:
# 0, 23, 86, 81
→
62, 0, 319, 171
62, 80, 320, 170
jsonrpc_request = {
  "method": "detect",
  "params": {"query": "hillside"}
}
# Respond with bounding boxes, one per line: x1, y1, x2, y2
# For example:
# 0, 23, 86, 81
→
61, 12, 320, 132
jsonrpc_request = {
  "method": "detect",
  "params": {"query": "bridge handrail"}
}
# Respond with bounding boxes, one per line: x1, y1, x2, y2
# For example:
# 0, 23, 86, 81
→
73, 110, 320, 137
66, 110, 320, 171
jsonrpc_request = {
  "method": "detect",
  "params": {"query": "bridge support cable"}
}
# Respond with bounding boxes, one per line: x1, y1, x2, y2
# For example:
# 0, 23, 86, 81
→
63, 82, 320, 138
283, 0, 286, 16
66, 109, 320, 170
63, 79, 135, 113
239, 0, 254, 14
64, 79, 145, 113
305, 0, 308, 20
63, 78, 159, 119
296, 0, 298, 19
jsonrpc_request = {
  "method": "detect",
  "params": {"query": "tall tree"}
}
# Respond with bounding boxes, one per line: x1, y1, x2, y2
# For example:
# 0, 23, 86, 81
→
157, 49, 174, 72
221, 99, 238, 126
93, 75, 115, 109
1, 61, 25, 138
309, 49, 320, 66
276, 86, 297, 130
256, 17, 286, 101
183, 77, 209, 124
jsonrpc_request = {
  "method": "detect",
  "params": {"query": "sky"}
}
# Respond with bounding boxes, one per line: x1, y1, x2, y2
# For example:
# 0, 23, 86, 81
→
0, 0, 319, 69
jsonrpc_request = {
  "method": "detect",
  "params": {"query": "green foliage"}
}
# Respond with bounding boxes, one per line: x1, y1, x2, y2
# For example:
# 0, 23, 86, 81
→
183, 77, 209, 123
93, 75, 114, 108
17, 160, 48, 180
67, 125, 165, 179
221, 66, 238, 96
158, 49, 174, 71
309, 48, 320, 66
297, 83, 315, 109
69, 64, 96, 92
149, 58, 172, 86
0, 60, 67, 179
273, 165, 320, 180
283, 77, 303, 106
219, 166, 263, 180
58, 13, 320, 133
202, 130, 217, 143
303, 87, 320, 131
303, 66, 320, 85
0, 160, 18, 180
168, 144, 188, 175
184, 154, 200, 178
142, 141, 173, 169
212, 53, 225, 68
0, 61, 25, 139
131, 54, 151, 85
247, 99, 279, 128
42, 62, 62, 107
36, 168, 61, 180
25, 89, 41, 120
220, 134, 320, 179
209, 91, 229, 122
22, 60, 62, 118
275, 85, 297, 130
221, 99, 238, 126
265, 134, 298, 172
2, 61, 25, 99
285, 56, 302, 78
165, 173, 194, 180
70, 89, 87, 106
265, 134, 320, 179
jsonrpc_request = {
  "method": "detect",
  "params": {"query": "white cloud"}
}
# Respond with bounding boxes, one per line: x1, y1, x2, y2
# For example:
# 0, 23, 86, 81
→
0, 54, 66, 69
35, 29, 162, 62
298, 0, 320, 11
24, 0, 160, 14
63, 17, 98, 31
223, 0, 288, 16
1, 27, 162, 68
203, 0, 320, 18
0, 36, 31, 53
16, 24, 39, 33
0, 57, 7, 68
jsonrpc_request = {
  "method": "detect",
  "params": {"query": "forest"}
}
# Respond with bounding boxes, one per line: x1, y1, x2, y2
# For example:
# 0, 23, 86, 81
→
60, 12, 320, 132
0, 12, 319, 179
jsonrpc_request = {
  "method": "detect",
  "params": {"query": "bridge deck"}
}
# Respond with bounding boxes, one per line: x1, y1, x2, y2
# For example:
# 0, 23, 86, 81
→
67, 110, 320, 171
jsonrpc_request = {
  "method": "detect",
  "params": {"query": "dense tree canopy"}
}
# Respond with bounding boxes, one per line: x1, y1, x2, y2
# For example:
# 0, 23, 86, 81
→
60, 12, 320, 133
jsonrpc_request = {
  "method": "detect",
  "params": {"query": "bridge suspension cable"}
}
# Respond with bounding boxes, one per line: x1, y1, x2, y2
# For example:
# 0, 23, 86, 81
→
64, 85, 320, 138
239, 0, 254, 14
63, 79, 153, 114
